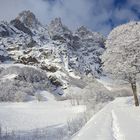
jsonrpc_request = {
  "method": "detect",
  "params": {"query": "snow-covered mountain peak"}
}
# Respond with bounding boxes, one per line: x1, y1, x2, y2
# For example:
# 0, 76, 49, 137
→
10, 10, 44, 36
50, 18, 63, 28
76, 26, 105, 44
76, 26, 93, 39
48, 17, 72, 40
15, 10, 41, 29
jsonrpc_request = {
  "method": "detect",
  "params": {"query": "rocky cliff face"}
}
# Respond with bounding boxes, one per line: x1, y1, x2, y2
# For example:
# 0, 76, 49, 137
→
16, 10, 41, 29
0, 11, 105, 88
48, 17, 72, 40
0, 21, 20, 37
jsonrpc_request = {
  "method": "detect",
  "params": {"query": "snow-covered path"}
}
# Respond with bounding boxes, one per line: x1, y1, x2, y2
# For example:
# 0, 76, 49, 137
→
111, 110, 124, 140
73, 97, 140, 140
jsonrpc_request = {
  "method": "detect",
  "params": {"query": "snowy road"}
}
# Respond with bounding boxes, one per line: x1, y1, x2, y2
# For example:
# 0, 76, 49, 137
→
73, 97, 140, 140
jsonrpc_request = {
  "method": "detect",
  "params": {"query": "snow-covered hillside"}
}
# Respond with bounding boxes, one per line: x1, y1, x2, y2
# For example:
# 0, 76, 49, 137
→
73, 96, 140, 140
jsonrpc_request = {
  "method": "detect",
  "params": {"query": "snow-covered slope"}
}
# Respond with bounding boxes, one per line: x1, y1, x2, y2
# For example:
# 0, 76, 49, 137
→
72, 96, 140, 140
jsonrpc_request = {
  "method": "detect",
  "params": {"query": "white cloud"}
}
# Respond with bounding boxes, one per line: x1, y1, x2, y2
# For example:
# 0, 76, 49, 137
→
0, 0, 139, 35
114, 8, 139, 21
127, 0, 140, 6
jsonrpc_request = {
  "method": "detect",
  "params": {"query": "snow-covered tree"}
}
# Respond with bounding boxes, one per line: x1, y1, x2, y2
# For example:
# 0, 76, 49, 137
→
102, 21, 140, 106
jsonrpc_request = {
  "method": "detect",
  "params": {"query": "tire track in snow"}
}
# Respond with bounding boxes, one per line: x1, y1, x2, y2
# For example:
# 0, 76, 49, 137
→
111, 110, 125, 140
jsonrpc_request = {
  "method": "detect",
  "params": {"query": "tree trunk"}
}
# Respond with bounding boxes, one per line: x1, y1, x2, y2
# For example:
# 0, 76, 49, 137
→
131, 82, 139, 106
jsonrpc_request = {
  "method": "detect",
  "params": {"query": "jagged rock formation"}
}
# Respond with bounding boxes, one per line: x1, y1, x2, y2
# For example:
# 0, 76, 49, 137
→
74, 26, 105, 75
0, 21, 20, 37
16, 10, 41, 29
0, 43, 10, 62
0, 11, 106, 99
10, 10, 44, 36
10, 19, 33, 35
48, 17, 72, 40
0, 11, 105, 77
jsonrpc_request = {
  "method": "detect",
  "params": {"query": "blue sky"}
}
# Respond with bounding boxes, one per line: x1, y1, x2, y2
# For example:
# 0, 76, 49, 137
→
107, 0, 140, 27
0, 0, 140, 35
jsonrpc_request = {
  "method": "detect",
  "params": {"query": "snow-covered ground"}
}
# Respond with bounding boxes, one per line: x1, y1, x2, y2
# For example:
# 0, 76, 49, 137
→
0, 95, 86, 133
72, 96, 140, 140
97, 77, 113, 91
1, 73, 17, 81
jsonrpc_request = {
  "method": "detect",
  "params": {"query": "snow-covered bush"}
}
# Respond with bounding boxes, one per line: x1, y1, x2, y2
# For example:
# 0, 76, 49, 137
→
102, 21, 140, 106
0, 66, 48, 83
35, 93, 46, 101
81, 80, 114, 113
0, 66, 53, 102
65, 78, 114, 113
67, 113, 88, 136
